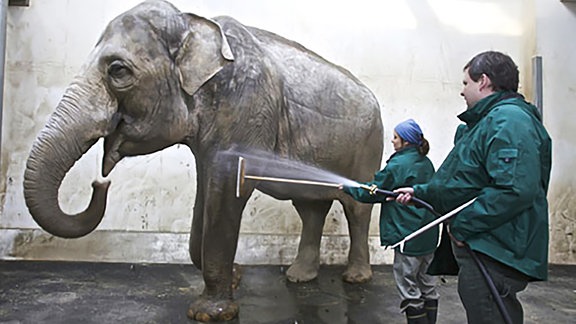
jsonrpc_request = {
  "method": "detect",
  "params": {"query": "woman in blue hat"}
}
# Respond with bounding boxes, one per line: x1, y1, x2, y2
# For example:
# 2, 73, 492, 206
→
342, 119, 439, 324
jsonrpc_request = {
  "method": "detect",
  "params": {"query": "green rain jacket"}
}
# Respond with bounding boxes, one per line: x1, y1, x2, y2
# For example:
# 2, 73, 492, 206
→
344, 146, 437, 256
414, 92, 552, 280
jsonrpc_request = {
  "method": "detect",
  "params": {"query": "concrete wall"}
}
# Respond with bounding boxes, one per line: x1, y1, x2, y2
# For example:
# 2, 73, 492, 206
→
535, 0, 576, 263
0, 0, 574, 265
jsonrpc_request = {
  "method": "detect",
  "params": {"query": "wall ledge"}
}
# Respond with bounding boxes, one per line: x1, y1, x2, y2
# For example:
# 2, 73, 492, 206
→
0, 229, 393, 265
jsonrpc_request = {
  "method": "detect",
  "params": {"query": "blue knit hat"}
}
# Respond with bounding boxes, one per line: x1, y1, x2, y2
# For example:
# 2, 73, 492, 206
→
394, 119, 423, 145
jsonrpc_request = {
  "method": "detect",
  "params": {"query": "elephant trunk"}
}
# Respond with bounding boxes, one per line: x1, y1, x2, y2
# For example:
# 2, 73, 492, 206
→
23, 80, 114, 238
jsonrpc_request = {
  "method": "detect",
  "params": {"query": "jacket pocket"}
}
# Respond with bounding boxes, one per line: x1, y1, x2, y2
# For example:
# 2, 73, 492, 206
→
493, 148, 518, 186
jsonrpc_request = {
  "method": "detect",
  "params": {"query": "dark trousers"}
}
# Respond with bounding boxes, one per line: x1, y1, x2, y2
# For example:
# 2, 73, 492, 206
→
453, 244, 529, 324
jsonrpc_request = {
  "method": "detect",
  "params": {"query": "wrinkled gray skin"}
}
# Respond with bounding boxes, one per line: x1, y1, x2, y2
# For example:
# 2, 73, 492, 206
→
23, 0, 383, 322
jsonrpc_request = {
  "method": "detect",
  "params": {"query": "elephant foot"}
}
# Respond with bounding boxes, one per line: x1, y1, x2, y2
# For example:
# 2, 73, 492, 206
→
232, 263, 242, 290
342, 263, 373, 283
286, 261, 318, 283
187, 298, 239, 322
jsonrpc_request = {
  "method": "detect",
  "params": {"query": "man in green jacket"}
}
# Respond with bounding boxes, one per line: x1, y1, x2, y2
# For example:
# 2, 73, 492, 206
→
394, 51, 552, 324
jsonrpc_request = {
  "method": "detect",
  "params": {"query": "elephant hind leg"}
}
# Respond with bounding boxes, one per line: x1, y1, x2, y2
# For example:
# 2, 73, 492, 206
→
286, 199, 332, 283
341, 197, 373, 283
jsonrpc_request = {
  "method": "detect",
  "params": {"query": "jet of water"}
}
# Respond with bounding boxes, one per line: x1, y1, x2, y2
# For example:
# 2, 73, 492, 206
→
217, 148, 362, 188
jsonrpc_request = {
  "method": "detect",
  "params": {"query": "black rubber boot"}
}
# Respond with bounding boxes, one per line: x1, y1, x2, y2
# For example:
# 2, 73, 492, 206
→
405, 306, 428, 324
424, 299, 438, 324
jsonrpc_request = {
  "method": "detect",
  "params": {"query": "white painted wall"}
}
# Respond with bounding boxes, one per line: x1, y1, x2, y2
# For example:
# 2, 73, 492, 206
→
535, 0, 576, 263
0, 0, 573, 265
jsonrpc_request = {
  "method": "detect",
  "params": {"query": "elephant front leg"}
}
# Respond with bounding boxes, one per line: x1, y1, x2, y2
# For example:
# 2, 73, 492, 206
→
189, 191, 204, 269
187, 219, 242, 322
187, 176, 246, 321
341, 199, 373, 283
286, 200, 332, 282
187, 295, 238, 322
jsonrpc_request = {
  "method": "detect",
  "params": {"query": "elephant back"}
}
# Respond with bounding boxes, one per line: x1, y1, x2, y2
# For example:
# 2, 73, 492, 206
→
211, 15, 383, 184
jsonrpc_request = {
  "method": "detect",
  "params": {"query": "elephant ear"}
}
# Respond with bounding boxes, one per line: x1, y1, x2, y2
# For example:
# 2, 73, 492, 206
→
177, 13, 234, 96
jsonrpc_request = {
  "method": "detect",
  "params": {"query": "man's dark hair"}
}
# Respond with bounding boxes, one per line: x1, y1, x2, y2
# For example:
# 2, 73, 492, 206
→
464, 51, 519, 92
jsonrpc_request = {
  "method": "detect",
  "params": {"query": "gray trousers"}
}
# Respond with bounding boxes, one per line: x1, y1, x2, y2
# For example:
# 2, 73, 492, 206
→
393, 250, 439, 311
453, 244, 529, 324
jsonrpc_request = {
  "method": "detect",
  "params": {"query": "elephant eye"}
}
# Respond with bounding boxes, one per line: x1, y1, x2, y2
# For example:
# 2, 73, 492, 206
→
107, 60, 134, 89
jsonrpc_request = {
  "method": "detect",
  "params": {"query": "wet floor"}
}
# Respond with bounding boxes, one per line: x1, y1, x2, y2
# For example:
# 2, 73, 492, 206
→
0, 261, 574, 323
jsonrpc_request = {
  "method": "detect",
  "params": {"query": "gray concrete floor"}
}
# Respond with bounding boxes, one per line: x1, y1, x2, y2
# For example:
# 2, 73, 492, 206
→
0, 261, 574, 323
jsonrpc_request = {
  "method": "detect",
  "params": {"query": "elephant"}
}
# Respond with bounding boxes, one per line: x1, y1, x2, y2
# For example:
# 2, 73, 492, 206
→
23, 0, 384, 321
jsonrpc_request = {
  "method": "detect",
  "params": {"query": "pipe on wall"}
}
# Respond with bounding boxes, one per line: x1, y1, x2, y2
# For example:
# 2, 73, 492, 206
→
532, 56, 543, 117
0, 0, 8, 160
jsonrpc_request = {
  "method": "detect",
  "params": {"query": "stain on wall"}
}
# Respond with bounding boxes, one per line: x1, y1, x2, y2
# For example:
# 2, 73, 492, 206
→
549, 187, 576, 263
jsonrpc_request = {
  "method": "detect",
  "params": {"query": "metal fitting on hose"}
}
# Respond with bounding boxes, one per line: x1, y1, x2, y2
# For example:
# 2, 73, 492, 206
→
368, 184, 378, 195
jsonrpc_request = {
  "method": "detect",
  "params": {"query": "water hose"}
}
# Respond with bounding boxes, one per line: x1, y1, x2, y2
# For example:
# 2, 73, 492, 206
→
235, 156, 512, 324
360, 185, 513, 324
357, 184, 435, 211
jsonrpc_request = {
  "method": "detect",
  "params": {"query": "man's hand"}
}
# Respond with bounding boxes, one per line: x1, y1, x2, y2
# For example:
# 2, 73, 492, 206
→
388, 187, 415, 205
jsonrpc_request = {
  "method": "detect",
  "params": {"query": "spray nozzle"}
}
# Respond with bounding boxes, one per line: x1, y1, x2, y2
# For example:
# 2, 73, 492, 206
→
359, 184, 438, 214
358, 184, 379, 195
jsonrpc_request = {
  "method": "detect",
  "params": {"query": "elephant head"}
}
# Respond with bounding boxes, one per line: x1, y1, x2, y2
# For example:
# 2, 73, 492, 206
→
23, 0, 233, 238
